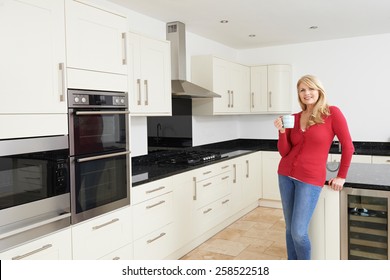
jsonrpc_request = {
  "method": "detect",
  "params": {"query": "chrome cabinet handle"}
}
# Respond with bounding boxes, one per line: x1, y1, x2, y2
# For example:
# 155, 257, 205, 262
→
251, 92, 254, 108
145, 186, 165, 194
246, 160, 249, 178
233, 164, 237, 183
221, 165, 229, 169
12, 244, 53, 260
147, 232, 166, 244
222, 175, 230, 180
231, 90, 234, 108
58, 63, 65, 102
121, 32, 127, 65
203, 171, 212, 175
203, 208, 212, 214
113, 257, 120, 260
144, 80, 149, 105
77, 151, 130, 163
92, 218, 119, 230
269, 91, 272, 108
146, 200, 165, 209
227, 90, 231, 108
203, 182, 212, 187
193, 177, 197, 200
137, 79, 142, 105
222, 199, 230, 204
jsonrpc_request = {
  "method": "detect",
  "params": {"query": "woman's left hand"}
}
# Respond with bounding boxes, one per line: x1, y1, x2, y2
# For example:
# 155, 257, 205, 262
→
328, 177, 345, 191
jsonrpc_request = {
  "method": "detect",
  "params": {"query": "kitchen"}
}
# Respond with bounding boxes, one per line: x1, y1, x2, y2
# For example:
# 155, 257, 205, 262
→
1, 0, 390, 264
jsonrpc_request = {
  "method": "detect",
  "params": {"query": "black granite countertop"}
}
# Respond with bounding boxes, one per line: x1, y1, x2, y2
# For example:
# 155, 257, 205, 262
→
132, 139, 390, 187
326, 162, 390, 191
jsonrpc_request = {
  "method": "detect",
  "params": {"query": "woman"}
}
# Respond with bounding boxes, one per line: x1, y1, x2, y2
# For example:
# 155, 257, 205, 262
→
274, 75, 354, 260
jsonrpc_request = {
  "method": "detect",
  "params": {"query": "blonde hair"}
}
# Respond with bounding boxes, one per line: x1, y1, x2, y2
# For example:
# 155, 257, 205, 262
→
297, 75, 330, 126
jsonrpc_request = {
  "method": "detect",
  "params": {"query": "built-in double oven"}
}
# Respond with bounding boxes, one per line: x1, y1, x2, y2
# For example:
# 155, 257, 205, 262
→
68, 89, 131, 224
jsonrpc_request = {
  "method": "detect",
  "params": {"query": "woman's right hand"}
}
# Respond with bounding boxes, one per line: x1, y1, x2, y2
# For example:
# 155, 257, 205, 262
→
274, 117, 286, 133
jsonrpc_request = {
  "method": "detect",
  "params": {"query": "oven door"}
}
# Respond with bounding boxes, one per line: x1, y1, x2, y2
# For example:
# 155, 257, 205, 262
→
70, 150, 130, 224
341, 187, 390, 260
69, 108, 129, 156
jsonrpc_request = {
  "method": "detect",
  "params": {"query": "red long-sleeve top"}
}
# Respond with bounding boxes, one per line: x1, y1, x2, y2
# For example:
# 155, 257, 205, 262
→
277, 106, 354, 187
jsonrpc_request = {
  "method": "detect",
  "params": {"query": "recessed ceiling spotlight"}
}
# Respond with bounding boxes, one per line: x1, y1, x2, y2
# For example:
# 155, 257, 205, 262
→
309, 26, 318, 29
220, 20, 229, 24
249, 34, 256, 37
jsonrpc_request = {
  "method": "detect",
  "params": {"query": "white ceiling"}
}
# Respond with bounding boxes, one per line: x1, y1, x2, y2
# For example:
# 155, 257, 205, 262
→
109, 0, 390, 49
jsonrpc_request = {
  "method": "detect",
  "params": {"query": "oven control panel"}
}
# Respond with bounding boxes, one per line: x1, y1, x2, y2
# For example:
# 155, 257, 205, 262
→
68, 89, 128, 108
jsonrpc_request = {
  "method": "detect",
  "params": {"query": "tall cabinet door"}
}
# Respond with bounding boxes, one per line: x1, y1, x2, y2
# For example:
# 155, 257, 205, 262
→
128, 33, 171, 115
65, 0, 128, 75
0, 0, 66, 114
267, 65, 292, 112
212, 58, 232, 113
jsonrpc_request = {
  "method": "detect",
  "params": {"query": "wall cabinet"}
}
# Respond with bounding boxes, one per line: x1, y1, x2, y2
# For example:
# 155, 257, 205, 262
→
0, 0, 67, 139
250, 65, 292, 113
72, 206, 132, 260
127, 32, 172, 115
191, 55, 250, 115
0, 228, 72, 260
65, 0, 128, 91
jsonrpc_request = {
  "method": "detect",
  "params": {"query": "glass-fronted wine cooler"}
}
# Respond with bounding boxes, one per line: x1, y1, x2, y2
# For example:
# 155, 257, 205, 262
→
341, 186, 390, 260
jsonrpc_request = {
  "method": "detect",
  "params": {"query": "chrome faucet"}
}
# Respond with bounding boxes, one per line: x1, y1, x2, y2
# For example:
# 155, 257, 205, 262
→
156, 123, 162, 144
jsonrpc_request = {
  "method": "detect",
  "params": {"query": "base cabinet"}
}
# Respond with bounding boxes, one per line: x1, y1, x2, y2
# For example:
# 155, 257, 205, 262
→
261, 151, 281, 202
309, 185, 340, 260
71, 206, 132, 260
0, 228, 72, 260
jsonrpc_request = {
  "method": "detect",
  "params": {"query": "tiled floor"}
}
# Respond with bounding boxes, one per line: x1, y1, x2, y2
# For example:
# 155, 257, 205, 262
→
181, 206, 287, 260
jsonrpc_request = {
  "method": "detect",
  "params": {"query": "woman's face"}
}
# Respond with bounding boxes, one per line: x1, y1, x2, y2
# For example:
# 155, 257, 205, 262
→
298, 82, 319, 108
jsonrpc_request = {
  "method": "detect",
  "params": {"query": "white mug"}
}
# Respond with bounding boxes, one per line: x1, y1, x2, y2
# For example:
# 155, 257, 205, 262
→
282, 115, 295, 128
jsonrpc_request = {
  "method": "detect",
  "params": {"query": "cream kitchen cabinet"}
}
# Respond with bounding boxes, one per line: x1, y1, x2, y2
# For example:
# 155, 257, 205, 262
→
71, 206, 132, 260
65, 0, 128, 92
0, 228, 72, 260
329, 154, 372, 163
250, 65, 292, 113
309, 185, 340, 260
132, 177, 176, 259
260, 151, 282, 205
127, 32, 172, 115
191, 161, 233, 236
230, 152, 262, 213
191, 55, 250, 115
372, 156, 390, 164
0, 0, 67, 139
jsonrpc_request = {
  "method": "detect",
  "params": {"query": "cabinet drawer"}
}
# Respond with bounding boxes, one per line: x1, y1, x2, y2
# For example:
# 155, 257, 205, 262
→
193, 162, 232, 182
193, 195, 232, 235
193, 171, 231, 209
133, 223, 175, 260
72, 207, 132, 260
0, 228, 71, 260
132, 177, 172, 205
372, 156, 390, 164
99, 243, 133, 260
132, 192, 173, 239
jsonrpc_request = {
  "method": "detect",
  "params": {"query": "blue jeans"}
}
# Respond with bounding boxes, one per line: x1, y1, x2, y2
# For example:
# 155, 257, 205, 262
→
278, 175, 322, 260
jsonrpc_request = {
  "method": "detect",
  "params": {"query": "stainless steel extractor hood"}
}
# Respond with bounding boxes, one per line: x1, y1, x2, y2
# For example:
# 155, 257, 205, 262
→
166, 21, 220, 98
